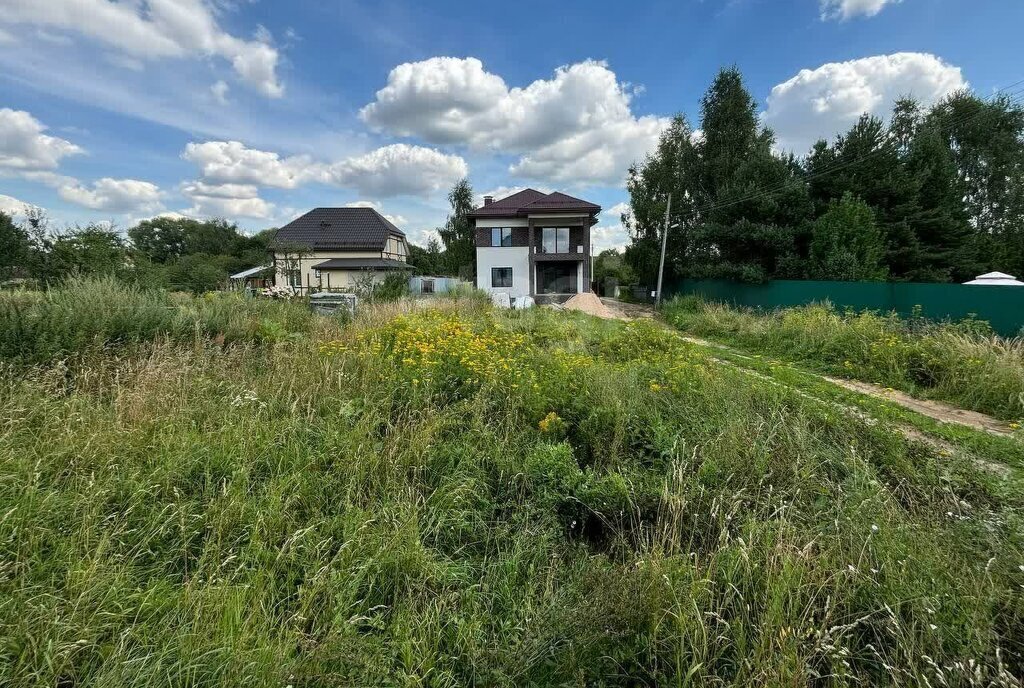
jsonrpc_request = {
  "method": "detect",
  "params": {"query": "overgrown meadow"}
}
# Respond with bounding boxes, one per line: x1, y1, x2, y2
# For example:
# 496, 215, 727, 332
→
2, 280, 1024, 686
663, 296, 1024, 423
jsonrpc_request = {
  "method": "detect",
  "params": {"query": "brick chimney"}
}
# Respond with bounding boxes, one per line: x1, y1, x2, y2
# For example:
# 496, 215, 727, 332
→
483, 195, 494, 205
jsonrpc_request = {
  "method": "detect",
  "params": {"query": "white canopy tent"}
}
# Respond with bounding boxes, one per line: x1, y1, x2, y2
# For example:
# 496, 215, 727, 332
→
963, 271, 1024, 286
229, 265, 273, 280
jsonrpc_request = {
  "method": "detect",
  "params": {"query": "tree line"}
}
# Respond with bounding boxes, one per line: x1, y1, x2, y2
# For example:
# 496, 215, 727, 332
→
0, 210, 275, 293
625, 68, 1024, 285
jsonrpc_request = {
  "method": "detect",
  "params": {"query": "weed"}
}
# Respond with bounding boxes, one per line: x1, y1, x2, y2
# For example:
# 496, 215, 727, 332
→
2, 290, 1023, 685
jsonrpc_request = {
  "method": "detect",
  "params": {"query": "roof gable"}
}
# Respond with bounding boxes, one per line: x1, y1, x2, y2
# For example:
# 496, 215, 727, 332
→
272, 207, 405, 252
469, 189, 600, 217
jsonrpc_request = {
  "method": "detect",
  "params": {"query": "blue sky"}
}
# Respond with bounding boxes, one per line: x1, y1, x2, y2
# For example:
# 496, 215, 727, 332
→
1, 0, 1021, 250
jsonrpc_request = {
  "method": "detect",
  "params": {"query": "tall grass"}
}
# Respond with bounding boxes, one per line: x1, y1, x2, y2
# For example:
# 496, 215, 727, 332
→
2, 293, 1023, 685
663, 295, 1024, 421
0, 276, 315, 363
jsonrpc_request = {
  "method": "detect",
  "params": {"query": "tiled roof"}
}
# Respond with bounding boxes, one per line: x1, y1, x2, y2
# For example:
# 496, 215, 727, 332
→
469, 189, 600, 217
520, 191, 601, 213
272, 207, 405, 251
313, 258, 412, 270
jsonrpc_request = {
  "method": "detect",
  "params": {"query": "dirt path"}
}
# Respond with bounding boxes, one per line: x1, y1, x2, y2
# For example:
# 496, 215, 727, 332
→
600, 298, 658, 321
598, 298, 1017, 440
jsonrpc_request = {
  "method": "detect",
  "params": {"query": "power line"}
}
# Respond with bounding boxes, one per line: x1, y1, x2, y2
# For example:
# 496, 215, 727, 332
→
693, 87, 1024, 217
679, 80, 1024, 218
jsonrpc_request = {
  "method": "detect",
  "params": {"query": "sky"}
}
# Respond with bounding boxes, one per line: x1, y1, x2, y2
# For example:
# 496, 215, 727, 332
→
1, 0, 1022, 252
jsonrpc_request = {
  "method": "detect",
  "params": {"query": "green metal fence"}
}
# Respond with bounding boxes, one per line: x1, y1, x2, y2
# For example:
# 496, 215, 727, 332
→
666, 279, 1024, 337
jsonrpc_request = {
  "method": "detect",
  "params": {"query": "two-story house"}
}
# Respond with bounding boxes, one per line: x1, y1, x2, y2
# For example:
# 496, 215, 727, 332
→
470, 189, 601, 302
271, 207, 410, 291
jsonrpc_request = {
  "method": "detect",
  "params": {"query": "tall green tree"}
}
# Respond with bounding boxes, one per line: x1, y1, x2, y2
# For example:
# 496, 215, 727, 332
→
625, 66, 1024, 285
683, 68, 811, 281
127, 216, 271, 290
407, 237, 445, 275
593, 249, 636, 289
625, 115, 698, 285
808, 114, 922, 278
437, 179, 476, 279
43, 225, 129, 282
167, 253, 234, 293
128, 217, 255, 263
904, 120, 973, 281
808, 193, 887, 281
0, 212, 30, 282
928, 91, 1024, 276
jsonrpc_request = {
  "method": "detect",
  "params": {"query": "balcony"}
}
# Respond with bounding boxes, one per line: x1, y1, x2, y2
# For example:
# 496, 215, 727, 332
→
533, 227, 585, 261
533, 246, 585, 261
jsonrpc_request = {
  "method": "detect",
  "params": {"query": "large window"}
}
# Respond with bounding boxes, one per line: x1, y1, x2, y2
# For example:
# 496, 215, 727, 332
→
491, 227, 513, 247
491, 267, 513, 288
537, 263, 577, 294
286, 269, 302, 287
541, 227, 570, 254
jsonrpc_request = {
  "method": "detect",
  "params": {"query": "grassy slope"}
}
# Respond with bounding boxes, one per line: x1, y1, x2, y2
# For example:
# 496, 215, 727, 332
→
662, 296, 1024, 422
1, 287, 1024, 686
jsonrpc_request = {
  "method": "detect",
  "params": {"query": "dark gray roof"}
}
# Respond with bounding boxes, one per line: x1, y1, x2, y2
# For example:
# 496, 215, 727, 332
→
470, 189, 549, 217
313, 258, 412, 270
469, 189, 600, 217
272, 207, 406, 251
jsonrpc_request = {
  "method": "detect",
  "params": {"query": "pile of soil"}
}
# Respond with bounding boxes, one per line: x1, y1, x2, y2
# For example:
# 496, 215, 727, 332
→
561, 292, 614, 319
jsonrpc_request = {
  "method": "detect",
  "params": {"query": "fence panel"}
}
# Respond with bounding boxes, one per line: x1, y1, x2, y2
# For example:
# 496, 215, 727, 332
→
667, 279, 1024, 337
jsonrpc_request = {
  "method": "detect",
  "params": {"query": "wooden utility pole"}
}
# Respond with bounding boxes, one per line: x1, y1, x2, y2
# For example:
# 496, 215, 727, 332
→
655, 193, 671, 307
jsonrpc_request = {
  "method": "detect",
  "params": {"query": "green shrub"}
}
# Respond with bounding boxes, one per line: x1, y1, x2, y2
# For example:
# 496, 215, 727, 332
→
370, 273, 411, 303
524, 441, 582, 504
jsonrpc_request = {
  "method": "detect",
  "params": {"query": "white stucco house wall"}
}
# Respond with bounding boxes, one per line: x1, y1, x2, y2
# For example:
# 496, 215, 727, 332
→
469, 189, 601, 303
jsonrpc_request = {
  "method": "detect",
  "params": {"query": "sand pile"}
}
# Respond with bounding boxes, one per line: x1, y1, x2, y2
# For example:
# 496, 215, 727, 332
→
561, 292, 614, 319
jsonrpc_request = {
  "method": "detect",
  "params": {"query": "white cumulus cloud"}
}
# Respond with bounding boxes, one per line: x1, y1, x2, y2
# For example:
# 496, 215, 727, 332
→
183, 140, 467, 198
763, 52, 967, 153
604, 202, 631, 221
59, 177, 165, 213
182, 140, 312, 189
343, 200, 407, 228
360, 57, 667, 186
325, 144, 468, 197
820, 0, 901, 21
0, 108, 83, 171
0, 192, 41, 218
0, 0, 283, 97
591, 224, 630, 253
180, 180, 274, 219
590, 201, 633, 253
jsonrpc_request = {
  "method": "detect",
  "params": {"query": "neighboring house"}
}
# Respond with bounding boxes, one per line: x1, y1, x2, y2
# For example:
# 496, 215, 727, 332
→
271, 207, 411, 291
469, 189, 601, 302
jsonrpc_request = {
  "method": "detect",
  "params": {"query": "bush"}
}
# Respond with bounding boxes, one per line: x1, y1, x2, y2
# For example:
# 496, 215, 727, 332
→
371, 273, 410, 302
